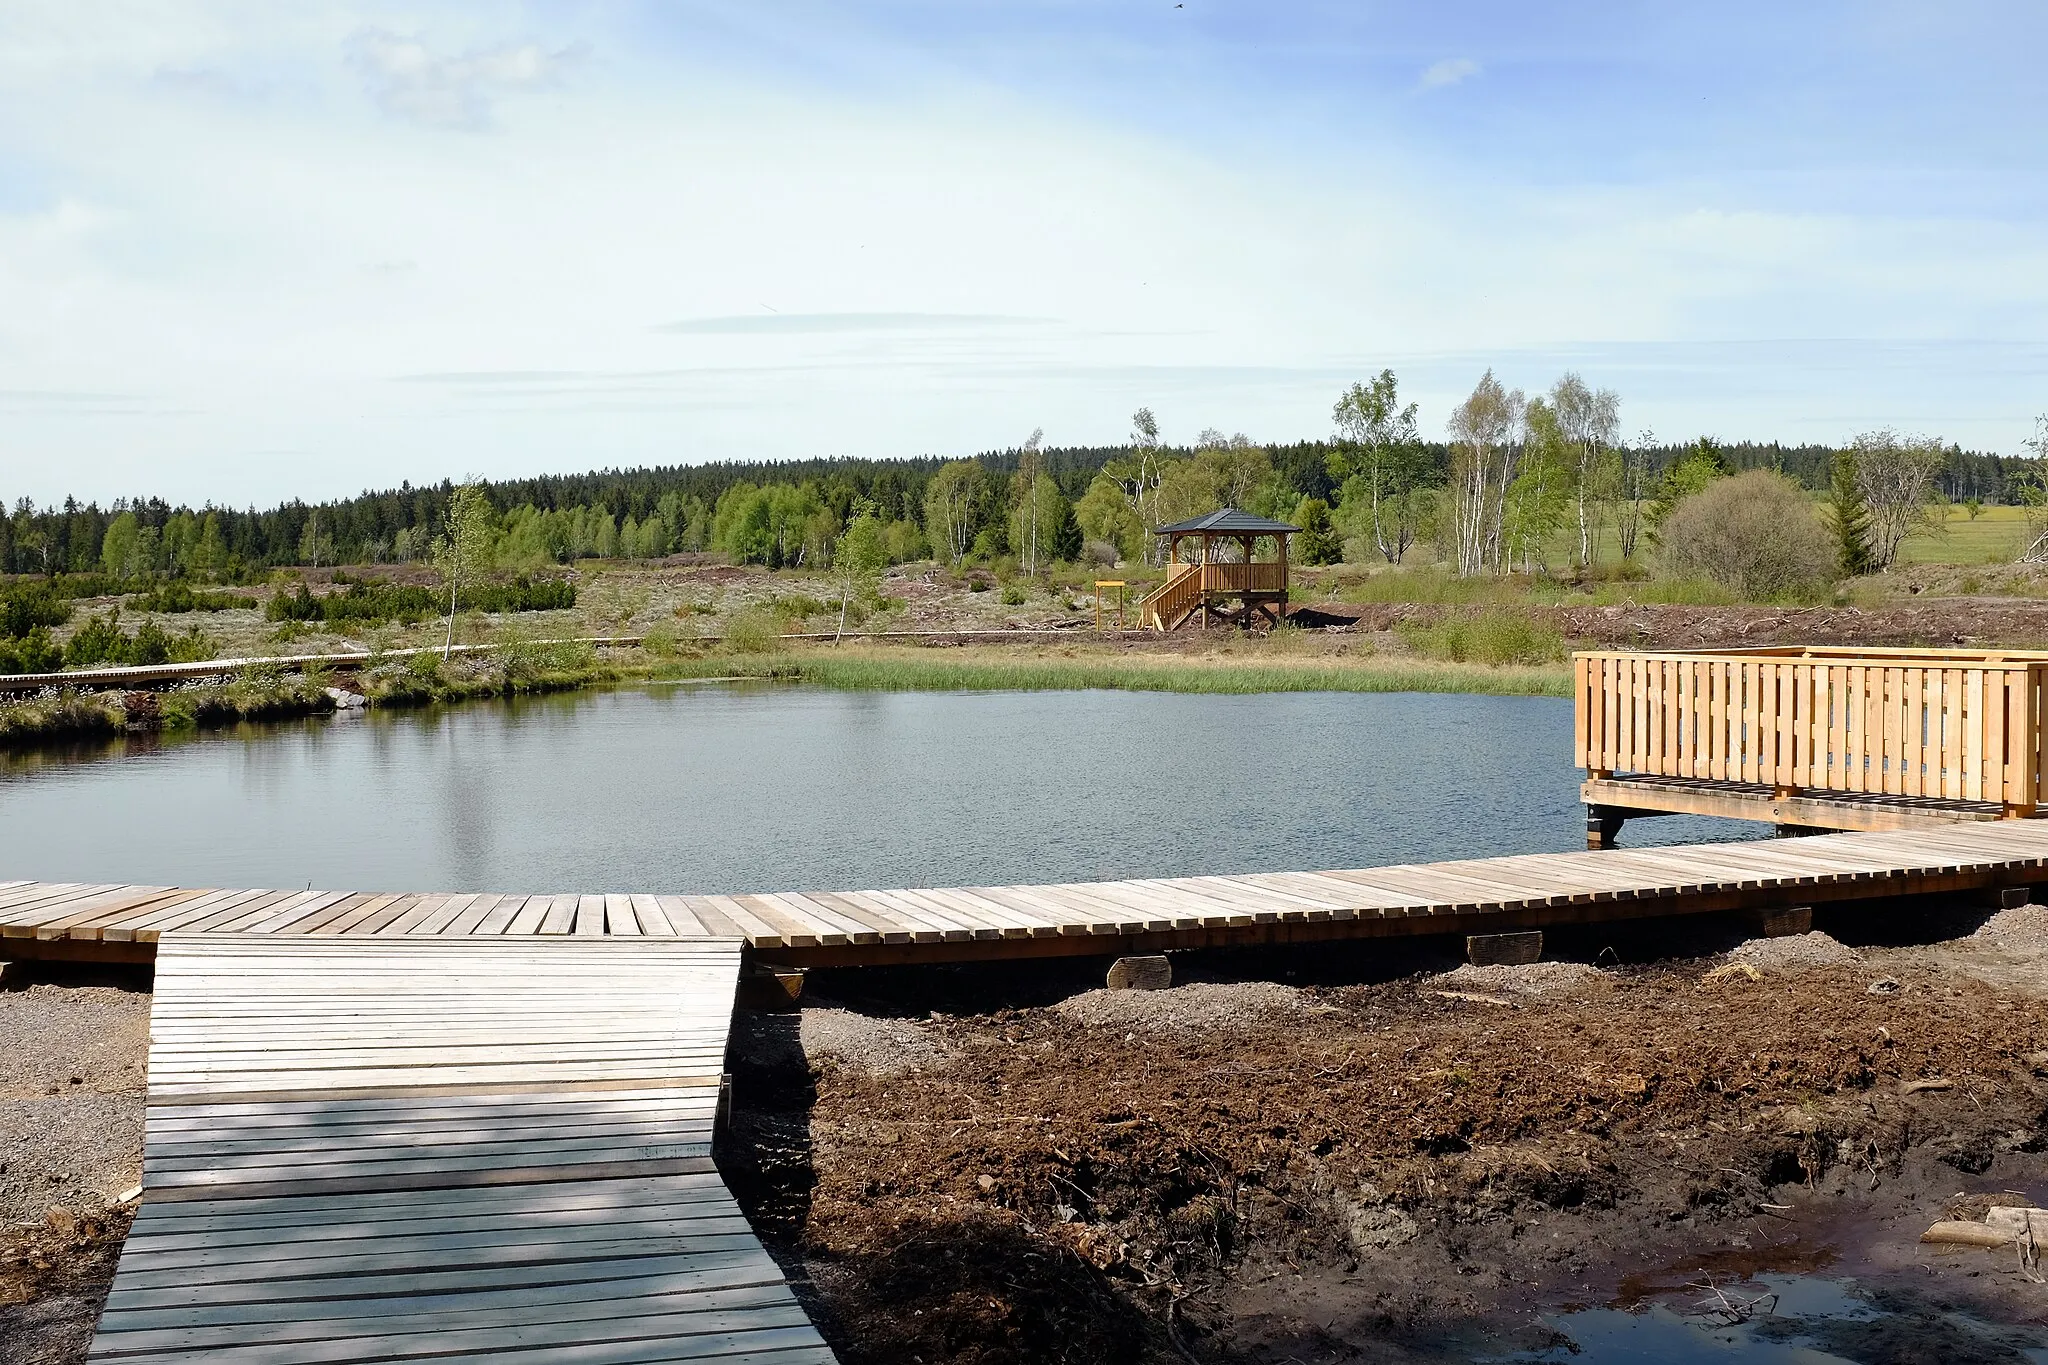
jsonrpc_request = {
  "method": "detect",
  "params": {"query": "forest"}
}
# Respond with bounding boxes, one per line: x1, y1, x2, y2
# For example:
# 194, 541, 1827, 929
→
1, 372, 2035, 582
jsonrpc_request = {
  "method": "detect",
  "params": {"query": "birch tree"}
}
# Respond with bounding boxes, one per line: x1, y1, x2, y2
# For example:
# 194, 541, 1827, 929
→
1105, 407, 1170, 564
1506, 398, 1573, 572
831, 501, 890, 640
433, 482, 494, 659
1015, 428, 1045, 574
1330, 370, 1429, 563
1446, 370, 1525, 574
1613, 429, 1656, 561
1550, 373, 1620, 569
922, 461, 982, 565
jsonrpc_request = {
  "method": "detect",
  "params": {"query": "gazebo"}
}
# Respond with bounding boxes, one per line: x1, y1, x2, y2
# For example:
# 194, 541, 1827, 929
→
1137, 508, 1300, 630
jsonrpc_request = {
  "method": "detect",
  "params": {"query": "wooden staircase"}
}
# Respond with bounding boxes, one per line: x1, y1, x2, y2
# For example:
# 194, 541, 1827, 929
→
1137, 562, 1202, 630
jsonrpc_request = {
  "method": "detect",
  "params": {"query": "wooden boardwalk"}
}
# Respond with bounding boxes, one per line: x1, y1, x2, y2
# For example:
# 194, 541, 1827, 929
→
88, 935, 835, 1364
9, 821, 2048, 969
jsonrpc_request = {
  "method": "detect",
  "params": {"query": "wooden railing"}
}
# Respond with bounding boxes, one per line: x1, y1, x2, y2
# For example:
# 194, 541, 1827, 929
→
1139, 563, 1204, 630
1197, 562, 1288, 593
1574, 648, 2047, 811
1137, 561, 1289, 629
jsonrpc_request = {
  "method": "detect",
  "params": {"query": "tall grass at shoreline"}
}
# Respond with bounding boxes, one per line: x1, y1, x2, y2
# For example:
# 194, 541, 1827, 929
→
654, 647, 1572, 698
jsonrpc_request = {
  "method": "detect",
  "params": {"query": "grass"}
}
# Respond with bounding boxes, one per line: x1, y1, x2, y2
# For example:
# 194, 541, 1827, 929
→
1895, 504, 2031, 565
1394, 609, 1568, 667
649, 643, 1573, 698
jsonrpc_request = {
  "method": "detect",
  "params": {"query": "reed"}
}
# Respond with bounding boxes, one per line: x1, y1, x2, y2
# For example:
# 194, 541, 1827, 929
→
655, 645, 1572, 698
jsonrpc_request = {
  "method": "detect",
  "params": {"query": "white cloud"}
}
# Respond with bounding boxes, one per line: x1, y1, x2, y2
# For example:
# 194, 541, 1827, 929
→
1419, 57, 1480, 90
0, 5, 2043, 504
346, 29, 584, 129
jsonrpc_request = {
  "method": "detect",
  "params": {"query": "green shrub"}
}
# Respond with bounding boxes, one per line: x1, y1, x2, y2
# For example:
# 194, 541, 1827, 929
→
267, 580, 438, 625
133, 582, 244, 613
723, 607, 781, 653
1, 583, 72, 636
57, 610, 218, 669
1000, 584, 1027, 606
641, 621, 683, 657
768, 593, 829, 622
1659, 470, 1837, 600
1397, 609, 1566, 667
0, 627, 63, 674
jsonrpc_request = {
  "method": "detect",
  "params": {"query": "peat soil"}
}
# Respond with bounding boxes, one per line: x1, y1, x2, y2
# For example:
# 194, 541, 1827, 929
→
1307, 596, 2048, 652
724, 900, 2048, 1364
13, 903, 2048, 1363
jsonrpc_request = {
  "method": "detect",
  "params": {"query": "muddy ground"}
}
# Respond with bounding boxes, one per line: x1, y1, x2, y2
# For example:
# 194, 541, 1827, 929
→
724, 901, 2048, 1363
12, 902, 2048, 1362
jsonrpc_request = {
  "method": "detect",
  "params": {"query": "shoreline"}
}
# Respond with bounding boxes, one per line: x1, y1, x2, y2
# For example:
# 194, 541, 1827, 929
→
0, 639, 1573, 750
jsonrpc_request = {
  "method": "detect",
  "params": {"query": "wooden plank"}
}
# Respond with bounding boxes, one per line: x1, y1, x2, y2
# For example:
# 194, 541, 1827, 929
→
90, 934, 828, 1362
537, 894, 579, 936
604, 894, 641, 937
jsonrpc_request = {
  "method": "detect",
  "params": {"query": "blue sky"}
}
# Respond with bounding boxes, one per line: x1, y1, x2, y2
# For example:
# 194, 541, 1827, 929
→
3, 1, 2045, 505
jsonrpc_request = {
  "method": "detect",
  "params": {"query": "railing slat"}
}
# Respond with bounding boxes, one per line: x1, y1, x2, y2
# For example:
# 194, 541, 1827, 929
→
1573, 649, 2048, 814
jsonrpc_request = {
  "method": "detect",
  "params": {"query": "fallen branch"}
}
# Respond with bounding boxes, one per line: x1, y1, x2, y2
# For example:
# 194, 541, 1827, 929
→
1921, 1220, 2017, 1248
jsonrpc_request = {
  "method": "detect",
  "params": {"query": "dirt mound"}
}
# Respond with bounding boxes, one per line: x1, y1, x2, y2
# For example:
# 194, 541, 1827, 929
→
1429, 962, 1606, 999
800, 1007, 949, 1077
1968, 905, 2048, 953
1052, 981, 1313, 1033
1729, 930, 1862, 973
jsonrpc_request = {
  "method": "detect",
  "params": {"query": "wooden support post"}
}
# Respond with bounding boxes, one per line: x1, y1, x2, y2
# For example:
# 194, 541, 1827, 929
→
1107, 954, 1172, 991
1976, 885, 2035, 911
1743, 906, 1812, 938
1586, 804, 1627, 850
1466, 931, 1543, 967
737, 966, 806, 1010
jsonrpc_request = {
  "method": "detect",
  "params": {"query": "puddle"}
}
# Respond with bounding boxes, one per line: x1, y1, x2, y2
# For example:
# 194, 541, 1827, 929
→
1500, 1274, 2048, 1363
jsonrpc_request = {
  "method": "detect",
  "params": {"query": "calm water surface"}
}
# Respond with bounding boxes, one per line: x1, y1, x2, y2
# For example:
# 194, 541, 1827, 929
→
0, 684, 1759, 893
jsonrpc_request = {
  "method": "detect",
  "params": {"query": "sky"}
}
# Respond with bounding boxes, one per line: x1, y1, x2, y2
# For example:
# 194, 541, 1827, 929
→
3, 1, 2046, 508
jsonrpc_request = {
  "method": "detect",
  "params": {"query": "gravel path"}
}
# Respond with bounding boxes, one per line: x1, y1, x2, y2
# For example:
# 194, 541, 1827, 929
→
0, 964, 150, 1229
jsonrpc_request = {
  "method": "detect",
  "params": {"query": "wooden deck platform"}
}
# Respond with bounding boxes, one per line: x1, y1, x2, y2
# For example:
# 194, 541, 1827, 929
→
87, 935, 835, 1364
11, 820, 2048, 970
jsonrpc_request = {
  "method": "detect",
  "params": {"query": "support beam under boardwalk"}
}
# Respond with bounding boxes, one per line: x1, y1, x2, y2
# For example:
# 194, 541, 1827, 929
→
1584, 774, 2018, 842
87, 934, 838, 1365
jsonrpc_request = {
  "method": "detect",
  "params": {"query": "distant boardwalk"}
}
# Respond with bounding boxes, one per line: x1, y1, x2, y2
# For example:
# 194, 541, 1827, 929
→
87, 935, 835, 1364
9, 821, 2048, 969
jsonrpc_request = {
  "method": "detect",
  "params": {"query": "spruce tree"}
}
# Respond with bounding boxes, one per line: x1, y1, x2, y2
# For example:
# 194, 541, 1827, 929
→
1828, 447, 1874, 577
1294, 497, 1343, 566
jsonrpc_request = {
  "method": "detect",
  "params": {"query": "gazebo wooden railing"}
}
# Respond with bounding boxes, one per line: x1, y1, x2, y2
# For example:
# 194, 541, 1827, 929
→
1574, 646, 2048, 843
1141, 562, 1290, 631
1137, 508, 1298, 630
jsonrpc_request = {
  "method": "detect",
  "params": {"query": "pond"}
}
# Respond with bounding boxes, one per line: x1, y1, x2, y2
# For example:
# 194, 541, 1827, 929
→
0, 683, 1760, 893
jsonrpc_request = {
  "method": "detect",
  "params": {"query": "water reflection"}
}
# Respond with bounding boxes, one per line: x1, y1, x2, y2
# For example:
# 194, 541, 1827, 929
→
0, 685, 1764, 894
1506, 1275, 2048, 1363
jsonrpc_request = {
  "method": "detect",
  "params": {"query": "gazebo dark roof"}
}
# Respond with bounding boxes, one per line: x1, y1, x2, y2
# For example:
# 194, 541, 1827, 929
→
1152, 507, 1301, 536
